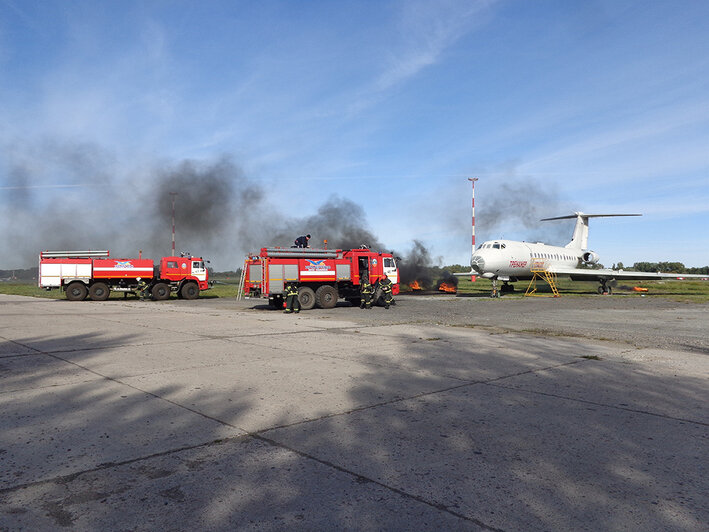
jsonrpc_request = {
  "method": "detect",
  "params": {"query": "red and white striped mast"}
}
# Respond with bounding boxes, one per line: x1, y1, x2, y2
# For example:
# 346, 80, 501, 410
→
468, 177, 478, 281
169, 192, 178, 256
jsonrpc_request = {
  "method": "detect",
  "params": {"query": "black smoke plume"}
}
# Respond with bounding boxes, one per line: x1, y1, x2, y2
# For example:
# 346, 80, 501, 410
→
1, 143, 449, 278
145, 157, 268, 259
476, 180, 574, 245
271, 196, 386, 251
436, 271, 459, 288
397, 240, 434, 288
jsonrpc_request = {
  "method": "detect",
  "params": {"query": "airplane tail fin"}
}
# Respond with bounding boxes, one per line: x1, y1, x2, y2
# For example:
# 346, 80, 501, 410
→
541, 213, 641, 250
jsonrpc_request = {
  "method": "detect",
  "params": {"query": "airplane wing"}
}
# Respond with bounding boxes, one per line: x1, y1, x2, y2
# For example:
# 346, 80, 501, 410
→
548, 266, 707, 282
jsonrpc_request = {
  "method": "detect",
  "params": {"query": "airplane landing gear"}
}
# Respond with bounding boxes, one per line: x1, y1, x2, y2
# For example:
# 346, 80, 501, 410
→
500, 282, 515, 294
598, 279, 616, 295
490, 279, 500, 298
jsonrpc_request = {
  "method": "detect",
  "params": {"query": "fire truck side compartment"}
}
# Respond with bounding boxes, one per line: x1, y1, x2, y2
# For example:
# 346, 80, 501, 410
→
336, 264, 351, 280
249, 264, 262, 281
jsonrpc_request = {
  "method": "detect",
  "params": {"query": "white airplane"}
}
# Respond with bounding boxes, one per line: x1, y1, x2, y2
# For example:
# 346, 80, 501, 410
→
458, 212, 706, 296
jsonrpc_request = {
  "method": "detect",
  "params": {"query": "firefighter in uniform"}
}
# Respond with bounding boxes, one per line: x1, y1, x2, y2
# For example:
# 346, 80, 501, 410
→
294, 234, 311, 248
360, 282, 374, 309
284, 283, 300, 313
379, 274, 394, 309
136, 278, 149, 301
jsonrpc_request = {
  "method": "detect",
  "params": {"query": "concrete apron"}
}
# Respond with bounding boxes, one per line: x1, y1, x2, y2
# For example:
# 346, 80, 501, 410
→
0, 294, 706, 530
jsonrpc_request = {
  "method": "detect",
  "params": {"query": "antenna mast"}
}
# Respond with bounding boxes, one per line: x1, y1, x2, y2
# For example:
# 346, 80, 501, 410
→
169, 192, 178, 256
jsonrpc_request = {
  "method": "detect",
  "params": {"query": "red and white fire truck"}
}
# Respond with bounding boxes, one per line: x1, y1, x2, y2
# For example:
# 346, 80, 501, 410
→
38, 250, 211, 301
243, 247, 399, 310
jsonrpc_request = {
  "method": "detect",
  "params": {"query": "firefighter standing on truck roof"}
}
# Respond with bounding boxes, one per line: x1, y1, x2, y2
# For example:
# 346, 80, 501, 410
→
379, 274, 394, 310
284, 283, 300, 314
294, 234, 311, 248
360, 282, 374, 309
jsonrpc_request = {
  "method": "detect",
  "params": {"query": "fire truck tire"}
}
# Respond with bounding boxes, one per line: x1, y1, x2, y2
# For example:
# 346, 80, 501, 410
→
89, 282, 110, 301
152, 283, 171, 301
297, 286, 316, 310
66, 282, 88, 301
180, 282, 199, 300
315, 285, 338, 309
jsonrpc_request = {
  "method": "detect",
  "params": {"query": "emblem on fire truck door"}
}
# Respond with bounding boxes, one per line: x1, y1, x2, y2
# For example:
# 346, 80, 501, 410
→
372, 258, 378, 266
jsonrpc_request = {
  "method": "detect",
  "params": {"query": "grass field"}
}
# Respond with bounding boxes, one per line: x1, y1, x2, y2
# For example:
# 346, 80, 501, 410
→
412, 278, 709, 303
0, 281, 241, 300
1, 278, 707, 302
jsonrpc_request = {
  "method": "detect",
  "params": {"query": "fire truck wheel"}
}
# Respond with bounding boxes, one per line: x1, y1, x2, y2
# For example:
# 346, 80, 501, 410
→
180, 282, 199, 300
152, 283, 171, 301
66, 282, 88, 301
315, 285, 338, 309
297, 286, 316, 310
89, 282, 110, 301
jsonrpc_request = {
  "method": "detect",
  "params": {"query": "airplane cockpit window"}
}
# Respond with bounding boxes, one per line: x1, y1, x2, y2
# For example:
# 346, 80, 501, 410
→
493, 243, 500, 249
501, 244, 506, 249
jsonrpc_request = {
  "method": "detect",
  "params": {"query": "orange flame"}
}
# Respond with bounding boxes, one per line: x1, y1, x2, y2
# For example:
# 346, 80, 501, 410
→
410, 280, 422, 291
438, 282, 457, 293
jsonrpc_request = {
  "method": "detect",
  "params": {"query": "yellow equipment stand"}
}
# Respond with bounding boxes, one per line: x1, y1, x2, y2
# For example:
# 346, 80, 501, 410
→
524, 259, 560, 297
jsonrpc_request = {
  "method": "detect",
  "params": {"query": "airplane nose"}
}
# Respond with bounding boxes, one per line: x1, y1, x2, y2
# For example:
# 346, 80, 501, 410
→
471, 255, 485, 274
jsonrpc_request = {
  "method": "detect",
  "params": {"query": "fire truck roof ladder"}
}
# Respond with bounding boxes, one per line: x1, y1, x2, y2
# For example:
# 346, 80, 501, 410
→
41, 250, 110, 259
236, 259, 248, 301
264, 248, 339, 258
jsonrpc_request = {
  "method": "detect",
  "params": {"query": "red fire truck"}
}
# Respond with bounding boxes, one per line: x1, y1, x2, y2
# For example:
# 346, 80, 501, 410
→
38, 250, 211, 301
243, 247, 399, 310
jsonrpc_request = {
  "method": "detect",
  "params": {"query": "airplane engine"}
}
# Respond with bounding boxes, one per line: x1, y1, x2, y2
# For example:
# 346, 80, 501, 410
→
582, 251, 600, 264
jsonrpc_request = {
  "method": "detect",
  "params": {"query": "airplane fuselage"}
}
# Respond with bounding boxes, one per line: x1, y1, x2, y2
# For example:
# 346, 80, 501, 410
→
471, 240, 581, 281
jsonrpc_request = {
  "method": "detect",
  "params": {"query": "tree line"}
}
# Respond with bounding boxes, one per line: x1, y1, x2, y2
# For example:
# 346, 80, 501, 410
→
612, 262, 709, 275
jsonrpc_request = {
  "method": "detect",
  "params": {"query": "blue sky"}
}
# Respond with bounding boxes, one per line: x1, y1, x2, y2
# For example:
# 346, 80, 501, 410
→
1, 0, 708, 270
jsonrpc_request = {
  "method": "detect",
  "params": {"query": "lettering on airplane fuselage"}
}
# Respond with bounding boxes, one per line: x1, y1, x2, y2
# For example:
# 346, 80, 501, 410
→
509, 260, 528, 268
